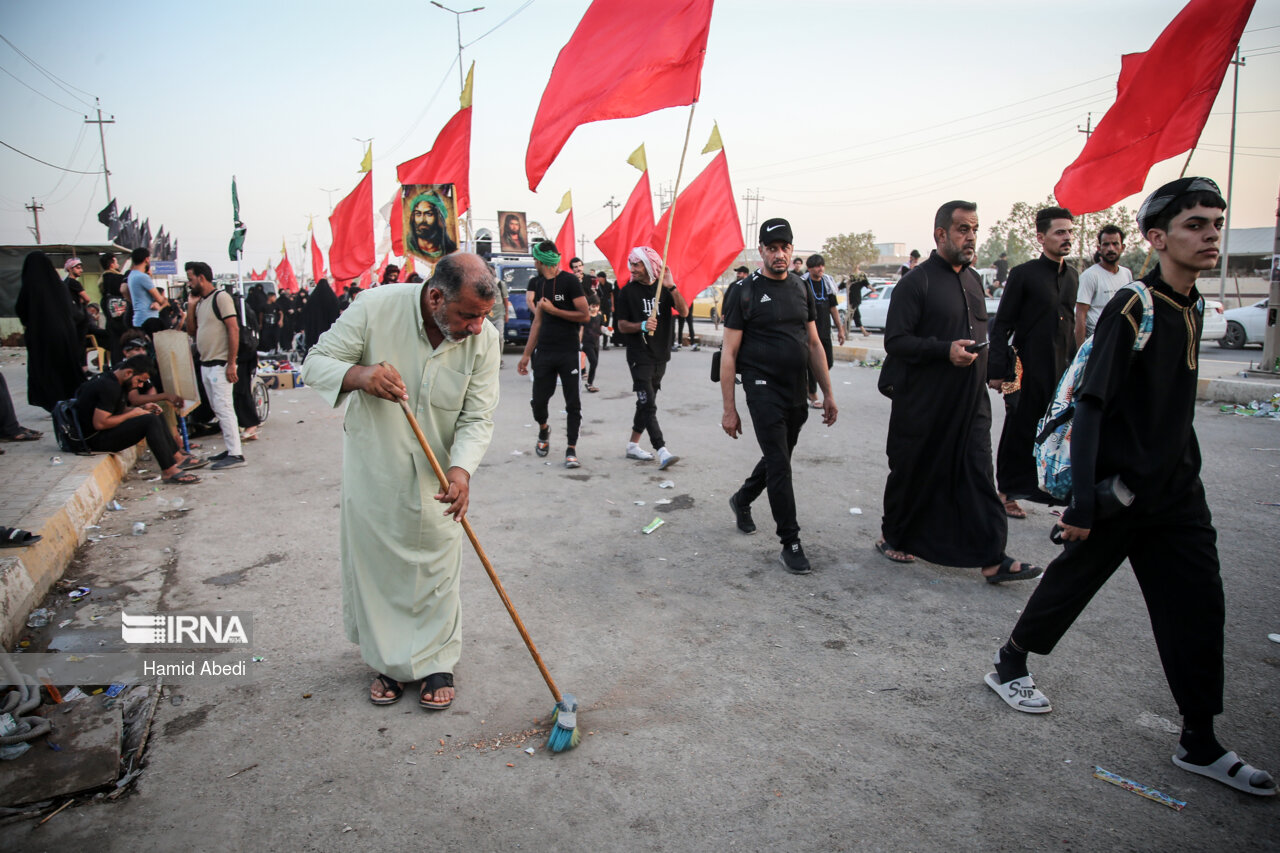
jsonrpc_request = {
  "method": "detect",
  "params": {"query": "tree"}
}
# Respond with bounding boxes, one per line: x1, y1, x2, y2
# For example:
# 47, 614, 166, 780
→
977, 195, 1149, 271
820, 231, 878, 278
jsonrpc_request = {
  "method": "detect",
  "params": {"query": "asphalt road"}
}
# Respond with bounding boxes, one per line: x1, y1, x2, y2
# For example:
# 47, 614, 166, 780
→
5, 346, 1277, 850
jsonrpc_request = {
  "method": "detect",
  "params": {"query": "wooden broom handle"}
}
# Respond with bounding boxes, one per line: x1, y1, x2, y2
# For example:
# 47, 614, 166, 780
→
398, 398, 562, 704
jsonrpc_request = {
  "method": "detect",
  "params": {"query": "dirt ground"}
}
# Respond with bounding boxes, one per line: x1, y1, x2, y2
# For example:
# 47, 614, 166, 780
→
3, 347, 1277, 851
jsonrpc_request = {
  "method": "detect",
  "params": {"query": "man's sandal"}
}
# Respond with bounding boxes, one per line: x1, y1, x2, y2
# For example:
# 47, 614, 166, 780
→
985, 556, 1043, 584
875, 540, 915, 563
984, 671, 1052, 714
1003, 499, 1027, 519
164, 472, 201, 485
1172, 746, 1277, 796
369, 673, 404, 706
0, 527, 42, 548
0, 427, 42, 441
420, 672, 454, 711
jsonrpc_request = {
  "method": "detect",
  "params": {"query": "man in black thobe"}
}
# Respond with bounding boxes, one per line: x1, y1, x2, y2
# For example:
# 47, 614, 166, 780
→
877, 200, 1041, 584
987, 207, 1079, 517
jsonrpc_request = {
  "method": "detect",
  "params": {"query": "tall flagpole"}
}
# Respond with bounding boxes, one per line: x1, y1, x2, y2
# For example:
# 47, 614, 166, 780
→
1218, 47, 1244, 303
431, 1, 483, 252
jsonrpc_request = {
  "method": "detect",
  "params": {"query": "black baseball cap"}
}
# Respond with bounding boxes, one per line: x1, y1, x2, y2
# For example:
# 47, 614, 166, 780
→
758, 218, 793, 245
733, 265, 749, 274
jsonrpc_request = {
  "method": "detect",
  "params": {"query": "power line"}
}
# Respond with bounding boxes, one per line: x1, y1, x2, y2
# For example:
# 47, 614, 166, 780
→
377, 56, 459, 161
0, 64, 82, 114
0, 138, 104, 174
0, 34, 94, 108
462, 0, 536, 48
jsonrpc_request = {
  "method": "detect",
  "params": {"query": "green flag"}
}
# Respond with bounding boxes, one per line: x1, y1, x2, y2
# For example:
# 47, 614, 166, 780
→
228, 176, 246, 261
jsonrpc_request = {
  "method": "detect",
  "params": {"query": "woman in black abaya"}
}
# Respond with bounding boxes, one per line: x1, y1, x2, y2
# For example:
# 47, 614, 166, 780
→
14, 252, 86, 411
302, 278, 341, 352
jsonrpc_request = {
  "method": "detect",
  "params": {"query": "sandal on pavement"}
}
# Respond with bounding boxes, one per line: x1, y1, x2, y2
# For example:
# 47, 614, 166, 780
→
1172, 746, 1277, 796
0, 527, 42, 548
179, 455, 208, 471
984, 671, 1052, 714
369, 673, 404, 706
164, 471, 201, 485
875, 540, 915, 563
586, 385, 599, 393
0, 427, 42, 441
1003, 499, 1027, 519
535, 426, 550, 457
985, 556, 1043, 585
420, 672, 454, 711
564, 450, 580, 469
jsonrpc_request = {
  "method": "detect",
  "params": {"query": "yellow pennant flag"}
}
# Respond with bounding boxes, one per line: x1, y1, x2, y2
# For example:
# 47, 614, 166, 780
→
626, 143, 648, 173
307, 215, 314, 232
359, 143, 372, 173
281, 238, 288, 258
460, 61, 475, 109
556, 189, 573, 214
702, 122, 724, 154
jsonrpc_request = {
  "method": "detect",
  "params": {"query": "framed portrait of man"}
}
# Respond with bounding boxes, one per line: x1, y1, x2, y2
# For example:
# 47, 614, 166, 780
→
497, 210, 529, 254
403, 184, 459, 263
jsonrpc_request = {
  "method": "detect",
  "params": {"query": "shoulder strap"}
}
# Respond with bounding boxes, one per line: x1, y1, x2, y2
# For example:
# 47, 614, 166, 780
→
1120, 282, 1154, 351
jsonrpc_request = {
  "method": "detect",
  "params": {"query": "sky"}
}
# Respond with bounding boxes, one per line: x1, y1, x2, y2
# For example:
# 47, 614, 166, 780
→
1, 0, 1278, 277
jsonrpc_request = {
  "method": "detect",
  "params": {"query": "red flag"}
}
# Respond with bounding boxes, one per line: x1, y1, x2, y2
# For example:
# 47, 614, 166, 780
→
398, 106, 473, 215
388, 189, 405, 257
648, 150, 743, 304
275, 254, 298, 293
1054, 0, 1255, 213
376, 251, 390, 283
399, 255, 415, 282
595, 171, 654, 286
554, 209, 575, 267
310, 233, 326, 283
524, 0, 713, 191
359, 267, 373, 288
329, 172, 374, 282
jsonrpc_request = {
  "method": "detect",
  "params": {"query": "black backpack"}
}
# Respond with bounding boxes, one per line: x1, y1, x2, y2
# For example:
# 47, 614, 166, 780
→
52, 400, 92, 455
710, 276, 755, 382
212, 288, 259, 357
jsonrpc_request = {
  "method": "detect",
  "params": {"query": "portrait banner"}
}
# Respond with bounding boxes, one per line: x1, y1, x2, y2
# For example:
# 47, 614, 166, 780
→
402, 184, 460, 265
497, 210, 529, 254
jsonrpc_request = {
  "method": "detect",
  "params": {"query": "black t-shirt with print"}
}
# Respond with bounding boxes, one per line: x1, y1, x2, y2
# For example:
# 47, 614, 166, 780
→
527, 271, 585, 353
614, 279, 677, 364
73, 371, 125, 434
723, 271, 816, 405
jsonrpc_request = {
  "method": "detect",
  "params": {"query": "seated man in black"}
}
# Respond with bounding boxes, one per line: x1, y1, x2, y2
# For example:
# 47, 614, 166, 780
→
73, 355, 201, 484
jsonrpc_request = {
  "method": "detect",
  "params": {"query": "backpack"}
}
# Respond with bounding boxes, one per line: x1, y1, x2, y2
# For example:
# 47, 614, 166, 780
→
1033, 281, 1195, 500
52, 399, 93, 455
710, 276, 754, 382
211, 288, 259, 356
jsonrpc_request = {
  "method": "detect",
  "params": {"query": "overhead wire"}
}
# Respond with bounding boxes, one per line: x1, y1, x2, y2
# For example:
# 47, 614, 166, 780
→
0, 34, 95, 108
0, 139, 103, 174
0, 64, 83, 114
376, 56, 459, 162
462, 0, 537, 48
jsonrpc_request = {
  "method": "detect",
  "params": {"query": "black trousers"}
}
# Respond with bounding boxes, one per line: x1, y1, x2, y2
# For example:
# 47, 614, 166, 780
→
1010, 489, 1224, 718
530, 348, 581, 446
737, 393, 808, 544
807, 335, 833, 396
86, 413, 178, 471
677, 313, 696, 345
628, 359, 667, 449
233, 353, 260, 429
583, 339, 599, 386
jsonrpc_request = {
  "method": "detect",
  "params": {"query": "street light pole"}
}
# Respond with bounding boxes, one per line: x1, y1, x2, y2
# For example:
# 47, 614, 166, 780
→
320, 187, 341, 215
1218, 47, 1245, 303
431, 1, 483, 250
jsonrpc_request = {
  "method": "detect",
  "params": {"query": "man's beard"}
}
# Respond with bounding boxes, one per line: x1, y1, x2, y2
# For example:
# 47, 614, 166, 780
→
432, 303, 468, 343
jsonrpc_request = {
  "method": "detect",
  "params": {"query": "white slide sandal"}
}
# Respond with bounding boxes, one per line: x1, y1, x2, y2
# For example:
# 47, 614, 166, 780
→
1172, 747, 1276, 796
984, 671, 1052, 714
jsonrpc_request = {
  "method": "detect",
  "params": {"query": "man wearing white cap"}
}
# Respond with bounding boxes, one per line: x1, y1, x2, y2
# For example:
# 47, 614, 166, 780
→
613, 245, 687, 470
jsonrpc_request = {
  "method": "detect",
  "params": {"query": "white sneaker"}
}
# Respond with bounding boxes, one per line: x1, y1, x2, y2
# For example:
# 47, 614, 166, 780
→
626, 443, 654, 461
657, 447, 679, 470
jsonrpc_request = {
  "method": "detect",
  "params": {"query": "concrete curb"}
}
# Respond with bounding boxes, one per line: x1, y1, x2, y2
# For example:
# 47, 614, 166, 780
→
1, 446, 137, 647
1197, 377, 1280, 405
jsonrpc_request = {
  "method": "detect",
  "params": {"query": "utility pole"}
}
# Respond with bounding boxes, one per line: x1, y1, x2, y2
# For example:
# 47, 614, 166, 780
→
578, 234, 589, 259
1218, 47, 1245, 303
431, 1, 484, 251
85, 97, 115, 202
741, 188, 762, 246
658, 182, 674, 212
25, 198, 44, 243
1076, 114, 1094, 265
320, 187, 341, 214
603, 195, 620, 222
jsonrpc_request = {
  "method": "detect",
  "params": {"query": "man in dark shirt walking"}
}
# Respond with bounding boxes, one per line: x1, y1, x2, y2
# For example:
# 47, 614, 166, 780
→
802, 254, 846, 407
985, 177, 1275, 798
720, 219, 837, 575
517, 241, 589, 468
987, 207, 1079, 517
614, 245, 688, 470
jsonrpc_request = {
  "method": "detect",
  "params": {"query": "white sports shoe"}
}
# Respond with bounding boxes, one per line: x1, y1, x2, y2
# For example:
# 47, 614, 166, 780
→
657, 447, 679, 470
626, 443, 654, 461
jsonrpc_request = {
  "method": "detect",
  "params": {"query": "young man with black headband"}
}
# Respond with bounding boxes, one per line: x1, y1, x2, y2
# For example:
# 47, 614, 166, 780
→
985, 177, 1275, 797
517, 241, 589, 468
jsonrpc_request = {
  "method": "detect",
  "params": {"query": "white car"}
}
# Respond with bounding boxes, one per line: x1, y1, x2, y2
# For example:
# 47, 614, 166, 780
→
857, 282, 1000, 331
1219, 298, 1269, 348
1200, 299, 1227, 342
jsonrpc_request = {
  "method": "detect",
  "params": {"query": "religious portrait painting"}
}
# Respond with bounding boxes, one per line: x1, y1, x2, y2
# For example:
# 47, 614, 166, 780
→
403, 184, 460, 263
497, 210, 529, 254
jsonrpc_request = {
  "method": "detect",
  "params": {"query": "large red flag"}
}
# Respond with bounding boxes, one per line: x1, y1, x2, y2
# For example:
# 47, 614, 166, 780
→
555, 209, 576, 266
595, 171, 654, 286
388, 189, 405, 257
275, 254, 298, 293
310, 232, 325, 282
524, 0, 713, 191
1054, 0, 1255, 213
648, 150, 742, 304
398, 107, 473, 215
329, 172, 374, 282
359, 267, 373, 288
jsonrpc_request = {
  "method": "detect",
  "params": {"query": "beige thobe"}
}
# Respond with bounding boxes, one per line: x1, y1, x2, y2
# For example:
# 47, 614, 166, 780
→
300, 283, 499, 681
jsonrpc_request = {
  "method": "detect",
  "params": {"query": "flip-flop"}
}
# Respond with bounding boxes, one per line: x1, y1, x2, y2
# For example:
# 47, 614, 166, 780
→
1003, 500, 1027, 519
984, 671, 1052, 714
0, 427, 42, 441
179, 456, 208, 470
369, 673, 404, 706
985, 556, 1043, 584
809, 399, 823, 409
420, 672, 454, 711
1172, 747, 1276, 796
564, 452, 580, 469
875, 540, 915, 563
0, 527, 42, 548
164, 472, 201, 485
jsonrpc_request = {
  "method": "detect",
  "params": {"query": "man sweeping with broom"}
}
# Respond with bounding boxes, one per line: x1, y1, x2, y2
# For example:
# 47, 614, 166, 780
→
301, 253, 500, 712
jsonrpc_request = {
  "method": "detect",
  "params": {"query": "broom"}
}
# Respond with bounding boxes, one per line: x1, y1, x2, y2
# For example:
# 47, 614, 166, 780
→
398, 399, 580, 752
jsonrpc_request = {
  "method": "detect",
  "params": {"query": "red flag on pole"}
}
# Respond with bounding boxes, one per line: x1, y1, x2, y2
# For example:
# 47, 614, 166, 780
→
329, 172, 374, 283
310, 232, 326, 283
275, 254, 298, 294
376, 251, 390, 283
1054, 0, 1255, 214
647, 150, 742, 304
388, 189, 405, 257
397, 107, 473, 215
359, 267, 372, 288
524, 0, 713, 191
554, 209, 575, 267
595, 171, 654, 286
398, 255, 415, 283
